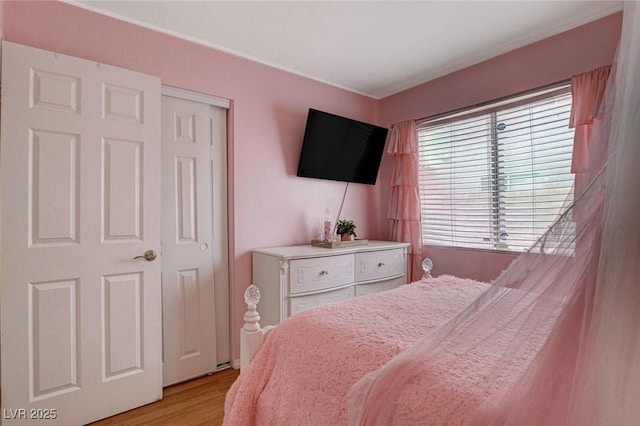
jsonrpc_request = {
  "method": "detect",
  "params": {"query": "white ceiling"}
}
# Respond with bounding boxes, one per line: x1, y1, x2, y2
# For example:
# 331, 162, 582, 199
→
70, 1, 622, 99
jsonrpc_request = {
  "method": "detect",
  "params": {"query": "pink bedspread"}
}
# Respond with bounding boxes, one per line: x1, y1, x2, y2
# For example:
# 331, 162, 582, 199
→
347, 285, 562, 425
223, 275, 490, 426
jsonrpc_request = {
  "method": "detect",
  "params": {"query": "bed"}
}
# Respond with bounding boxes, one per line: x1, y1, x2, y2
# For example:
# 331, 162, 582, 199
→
224, 268, 560, 425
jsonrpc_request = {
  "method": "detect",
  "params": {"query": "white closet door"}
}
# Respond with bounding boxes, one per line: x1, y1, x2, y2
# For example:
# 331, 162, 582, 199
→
0, 41, 162, 425
161, 96, 224, 385
211, 105, 230, 367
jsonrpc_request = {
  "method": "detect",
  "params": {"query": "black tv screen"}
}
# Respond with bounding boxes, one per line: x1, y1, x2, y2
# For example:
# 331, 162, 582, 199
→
296, 109, 388, 185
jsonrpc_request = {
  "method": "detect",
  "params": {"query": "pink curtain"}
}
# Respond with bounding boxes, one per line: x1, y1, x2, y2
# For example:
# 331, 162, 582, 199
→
570, 67, 612, 260
386, 120, 423, 281
570, 65, 611, 195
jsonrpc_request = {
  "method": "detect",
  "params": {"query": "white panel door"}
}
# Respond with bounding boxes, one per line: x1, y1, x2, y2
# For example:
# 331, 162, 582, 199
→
161, 96, 224, 385
0, 41, 162, 425
210, 105, 230, 368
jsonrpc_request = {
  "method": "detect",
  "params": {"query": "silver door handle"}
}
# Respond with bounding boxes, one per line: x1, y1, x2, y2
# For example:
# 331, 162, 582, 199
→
133, 250, 157, 262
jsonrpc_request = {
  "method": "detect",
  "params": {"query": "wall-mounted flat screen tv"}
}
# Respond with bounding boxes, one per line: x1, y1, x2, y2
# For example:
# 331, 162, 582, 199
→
296, 109, 388, 185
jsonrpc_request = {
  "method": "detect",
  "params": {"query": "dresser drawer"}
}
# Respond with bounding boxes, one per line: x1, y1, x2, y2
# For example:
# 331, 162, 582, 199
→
355, 249, 405, 282
355, 275, 405, 297
289, 254, 354, 294
289, 286, 355, 315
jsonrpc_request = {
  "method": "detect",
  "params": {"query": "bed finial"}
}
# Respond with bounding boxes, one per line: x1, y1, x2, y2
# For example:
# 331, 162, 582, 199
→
243, 284, 261, 334
241, 284, 266, 371
422, 258, 433, 279
244, 284, 261, 310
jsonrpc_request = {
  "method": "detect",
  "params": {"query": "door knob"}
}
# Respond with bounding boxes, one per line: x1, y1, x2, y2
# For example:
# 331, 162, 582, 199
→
133, 250, 157, 261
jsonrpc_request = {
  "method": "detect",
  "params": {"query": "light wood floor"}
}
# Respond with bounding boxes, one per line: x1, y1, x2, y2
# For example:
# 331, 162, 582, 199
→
90, 368, 240, 426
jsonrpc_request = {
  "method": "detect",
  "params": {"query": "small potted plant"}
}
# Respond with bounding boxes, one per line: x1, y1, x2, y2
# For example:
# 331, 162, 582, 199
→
336, 219, 357, 241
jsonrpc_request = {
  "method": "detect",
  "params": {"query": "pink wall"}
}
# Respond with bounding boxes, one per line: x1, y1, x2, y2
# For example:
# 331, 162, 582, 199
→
377, 12, 622, 282
380, 13, 622, 126
1, 0, 382, 362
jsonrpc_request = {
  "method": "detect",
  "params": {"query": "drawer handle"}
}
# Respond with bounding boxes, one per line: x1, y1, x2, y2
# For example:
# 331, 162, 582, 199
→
377, 262, 385, 267
319, 270, 329, 276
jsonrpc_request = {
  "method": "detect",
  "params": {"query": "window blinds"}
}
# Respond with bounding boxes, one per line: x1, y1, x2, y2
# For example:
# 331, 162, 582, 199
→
417, 88, 575, 252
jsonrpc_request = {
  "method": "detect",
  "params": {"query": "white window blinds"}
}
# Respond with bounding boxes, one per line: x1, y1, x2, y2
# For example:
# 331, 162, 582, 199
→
417, 87, 575, 252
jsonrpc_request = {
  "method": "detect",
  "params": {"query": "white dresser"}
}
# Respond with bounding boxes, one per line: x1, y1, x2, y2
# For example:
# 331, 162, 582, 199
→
252, 241, 410, 326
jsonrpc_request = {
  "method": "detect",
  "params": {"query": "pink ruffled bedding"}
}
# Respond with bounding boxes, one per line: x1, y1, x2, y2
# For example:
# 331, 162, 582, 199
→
223, 275, 490, 426
347, 286, 561, 425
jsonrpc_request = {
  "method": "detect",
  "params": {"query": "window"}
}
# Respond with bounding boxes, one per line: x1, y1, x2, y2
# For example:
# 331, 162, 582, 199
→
417, 86, 575, 252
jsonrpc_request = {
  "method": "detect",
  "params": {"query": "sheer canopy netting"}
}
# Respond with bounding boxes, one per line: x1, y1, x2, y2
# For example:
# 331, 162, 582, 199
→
347, 3, 640, 425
